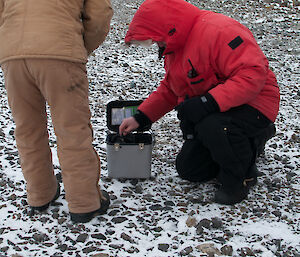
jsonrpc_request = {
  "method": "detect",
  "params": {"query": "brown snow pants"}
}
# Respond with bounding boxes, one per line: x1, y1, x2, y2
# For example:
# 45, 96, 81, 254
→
1, 59, 102, 213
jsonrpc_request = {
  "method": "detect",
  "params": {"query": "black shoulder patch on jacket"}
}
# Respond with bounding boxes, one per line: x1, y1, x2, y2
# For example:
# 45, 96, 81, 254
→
228, 36, 243, 50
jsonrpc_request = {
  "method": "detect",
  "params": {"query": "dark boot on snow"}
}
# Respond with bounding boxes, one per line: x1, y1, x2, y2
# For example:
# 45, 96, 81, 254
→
70, 190, 110, 223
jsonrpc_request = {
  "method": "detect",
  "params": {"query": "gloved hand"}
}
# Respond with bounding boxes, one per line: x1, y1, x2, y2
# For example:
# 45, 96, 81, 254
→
176, 93, 219, 124
119, 110, 152, 136
179, 119, 195, 140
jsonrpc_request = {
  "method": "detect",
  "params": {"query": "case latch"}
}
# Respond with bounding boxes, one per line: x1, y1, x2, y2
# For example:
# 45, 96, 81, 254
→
139, 143, 144, 150
114, 143, 120, 151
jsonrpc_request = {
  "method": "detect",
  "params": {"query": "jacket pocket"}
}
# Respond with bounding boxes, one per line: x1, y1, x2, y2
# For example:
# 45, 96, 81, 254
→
185, 59, 219, 96
187, 71, 218, 96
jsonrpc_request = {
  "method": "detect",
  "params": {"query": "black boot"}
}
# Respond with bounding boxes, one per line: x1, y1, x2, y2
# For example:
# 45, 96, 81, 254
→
214, 185, 249, 205
29, 182, 61, 215
70, 190, 110, 223
244, 164, 258, 187
214, 166, 258, 205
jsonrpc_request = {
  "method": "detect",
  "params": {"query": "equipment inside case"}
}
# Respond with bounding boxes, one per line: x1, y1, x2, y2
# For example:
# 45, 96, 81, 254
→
106, 100, 154, 179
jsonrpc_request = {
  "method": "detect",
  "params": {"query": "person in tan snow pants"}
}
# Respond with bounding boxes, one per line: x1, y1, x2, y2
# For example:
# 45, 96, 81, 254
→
0, 0, 113, 223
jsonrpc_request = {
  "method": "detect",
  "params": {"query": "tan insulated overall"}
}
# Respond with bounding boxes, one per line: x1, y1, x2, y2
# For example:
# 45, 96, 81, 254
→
0, 0, 113, 213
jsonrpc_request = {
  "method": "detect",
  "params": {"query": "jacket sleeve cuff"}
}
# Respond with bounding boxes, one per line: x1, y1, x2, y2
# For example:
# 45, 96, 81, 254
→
205, 93, 220, 112
133, 110, 152, 131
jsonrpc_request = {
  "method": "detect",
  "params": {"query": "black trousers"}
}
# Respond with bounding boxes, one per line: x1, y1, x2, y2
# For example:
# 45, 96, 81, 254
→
176, 105, 273, 191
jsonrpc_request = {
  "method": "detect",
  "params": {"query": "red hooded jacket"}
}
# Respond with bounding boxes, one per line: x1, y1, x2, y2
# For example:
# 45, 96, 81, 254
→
125, 0, 280, 123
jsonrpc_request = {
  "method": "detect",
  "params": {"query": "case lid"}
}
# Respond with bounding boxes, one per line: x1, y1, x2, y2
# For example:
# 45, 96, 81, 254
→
106, 100, 143, 132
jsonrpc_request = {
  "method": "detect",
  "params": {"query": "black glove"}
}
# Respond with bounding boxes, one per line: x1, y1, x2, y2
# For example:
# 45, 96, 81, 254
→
176, 93, 219, 124
179, 119, 195, 140
133, 110, 152, 131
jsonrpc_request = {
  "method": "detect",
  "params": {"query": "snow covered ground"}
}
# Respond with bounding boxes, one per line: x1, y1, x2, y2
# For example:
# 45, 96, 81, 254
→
0, 0, 299, 256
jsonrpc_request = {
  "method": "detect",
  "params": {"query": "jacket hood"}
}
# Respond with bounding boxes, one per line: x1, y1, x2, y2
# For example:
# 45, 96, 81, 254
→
125, 0, 200, 54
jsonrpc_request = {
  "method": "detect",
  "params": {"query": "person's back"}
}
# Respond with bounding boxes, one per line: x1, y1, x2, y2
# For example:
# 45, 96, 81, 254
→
0, 0, 113, 223
0, 0, 112, 63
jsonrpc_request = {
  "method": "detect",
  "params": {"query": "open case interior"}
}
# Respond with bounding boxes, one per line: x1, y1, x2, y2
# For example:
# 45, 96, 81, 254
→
106, 132, 153, 144
106, 100, 153, 145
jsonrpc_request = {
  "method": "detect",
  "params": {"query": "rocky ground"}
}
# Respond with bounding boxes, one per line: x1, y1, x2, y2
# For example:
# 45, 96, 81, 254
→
0, 0, 299, 256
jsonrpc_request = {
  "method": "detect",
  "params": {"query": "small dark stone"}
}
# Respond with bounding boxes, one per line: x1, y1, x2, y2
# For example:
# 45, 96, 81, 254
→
164, 200, 175, 206
167, 217, 178, 223
126, 246, 139, 254
153, 227, 163, 232
97, 217, 108, 223
242, 213, 248, 219
221, 245, 233, 256
196, 225, 204, 235
143, 194, 155, 202
269, 143, 277, 149
0, 180, 7, 187
109, 244, 123, 249
121, 232, 133, 243
13, 245, 22, 251
58, 217, 67, 224
224, 230, 234, 238
91, 233, 106, 240
188, 196, 204, 203
135, 185, 143, 194
272, 210, 282, 217
211, 217, 223, 229
126, 222, 137, 229
149, 204, 163, 211
58, 244, 68, 252
7, 194, 17, 201
105, 229, 115, 235
197, 218, 211, 229
51, 212, 59, 219
273, 154, 282, 161
273, 195, 281, 201
7, 240, 15, 246
76, 233, 88, 243
0, 246, 9, 252
158, 243, 169, 252
129, 179, 138, 186
180, 246, 193, 256
111, 217, 127, 224
213, 236, 226, 243
38, 217, 49, 224
108, 209, 119, 216
21, 199, 27, 206
33, 233, 49, 243
82, 246, 98, 254
240, 247, 255, 256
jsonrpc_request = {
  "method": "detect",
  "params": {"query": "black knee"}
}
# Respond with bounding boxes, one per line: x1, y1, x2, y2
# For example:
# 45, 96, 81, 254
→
251, 123, 276, 157
175, 151, 196, 181
175, 144, 219, 183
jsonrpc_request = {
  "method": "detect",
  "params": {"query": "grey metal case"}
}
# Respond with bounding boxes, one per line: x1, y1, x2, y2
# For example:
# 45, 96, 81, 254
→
106, 100, 154, 179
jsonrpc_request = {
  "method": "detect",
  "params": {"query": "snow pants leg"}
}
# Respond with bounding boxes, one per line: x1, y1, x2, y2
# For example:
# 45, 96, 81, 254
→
176, 139, 219, 182
176, 105, 272, 191
2, 59, 102, 213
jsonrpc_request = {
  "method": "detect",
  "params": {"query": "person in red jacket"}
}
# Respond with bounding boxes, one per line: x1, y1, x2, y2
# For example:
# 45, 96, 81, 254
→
119, 0, 280, 204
